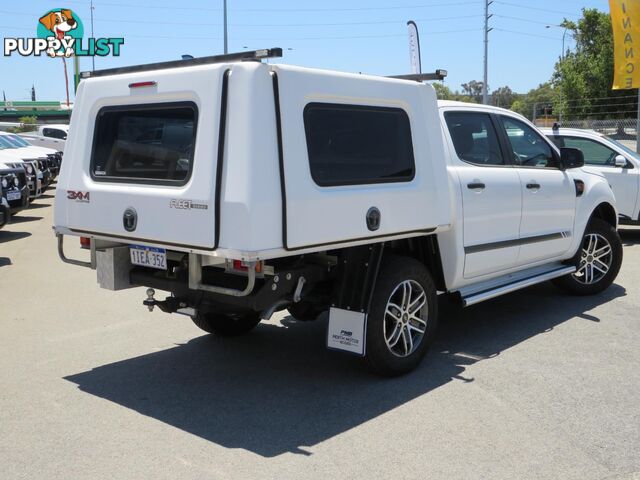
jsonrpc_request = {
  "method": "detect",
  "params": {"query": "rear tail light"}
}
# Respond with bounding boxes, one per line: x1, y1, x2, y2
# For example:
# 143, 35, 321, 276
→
80, 236, 91, 249
232, 259, 262, 273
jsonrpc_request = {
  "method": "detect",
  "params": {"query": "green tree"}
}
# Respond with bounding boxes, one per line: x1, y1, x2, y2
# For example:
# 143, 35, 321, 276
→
8, 116, 37, 133
491, 86, 517, 108
430, 82, 476, 103
510, 83, 557, 120
554, 8, 635, 119
461, 80, 484, 103
431, 82, 452, 100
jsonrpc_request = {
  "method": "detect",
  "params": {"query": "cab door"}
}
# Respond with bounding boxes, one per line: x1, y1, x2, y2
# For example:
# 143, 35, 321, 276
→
499, 116, 576, 265
443, 110, 522, 278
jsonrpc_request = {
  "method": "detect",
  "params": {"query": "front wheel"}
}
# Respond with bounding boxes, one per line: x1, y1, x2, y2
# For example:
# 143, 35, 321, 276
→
553, 218, 622, 295
191, 311, 261, 337
365, 256, 438, 377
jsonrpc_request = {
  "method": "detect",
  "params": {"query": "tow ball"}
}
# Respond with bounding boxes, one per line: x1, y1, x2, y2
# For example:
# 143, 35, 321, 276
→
142, 289, 196, 317
144, 288, 157, 312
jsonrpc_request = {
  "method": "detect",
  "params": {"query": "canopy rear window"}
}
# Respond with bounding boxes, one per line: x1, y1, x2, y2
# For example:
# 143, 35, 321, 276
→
91, 102, 197, 185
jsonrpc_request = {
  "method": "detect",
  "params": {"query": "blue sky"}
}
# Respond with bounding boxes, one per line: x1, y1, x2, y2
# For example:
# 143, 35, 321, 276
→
0, 0, 611, 102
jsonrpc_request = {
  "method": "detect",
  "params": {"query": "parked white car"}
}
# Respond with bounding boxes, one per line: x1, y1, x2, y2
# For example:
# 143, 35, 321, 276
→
19, 124, 68, 151
53, 50, 622, 376
0, 132, 62, 179
542, 127, 640, 224
0, 136, 44, 198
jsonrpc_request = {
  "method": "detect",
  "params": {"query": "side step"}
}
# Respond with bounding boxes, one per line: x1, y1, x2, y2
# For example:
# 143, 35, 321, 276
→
457, 264, 576, 307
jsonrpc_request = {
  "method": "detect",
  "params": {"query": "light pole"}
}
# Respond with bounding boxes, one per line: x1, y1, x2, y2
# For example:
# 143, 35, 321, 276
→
546, 25, 570, 124
483, 0, 493, 105
90, 0, 95, 71
546, 25, 569, 59
223, 0, 228, 54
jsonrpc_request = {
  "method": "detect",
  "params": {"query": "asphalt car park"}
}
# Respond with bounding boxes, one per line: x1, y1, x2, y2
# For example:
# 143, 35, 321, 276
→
1, 193, 639, 480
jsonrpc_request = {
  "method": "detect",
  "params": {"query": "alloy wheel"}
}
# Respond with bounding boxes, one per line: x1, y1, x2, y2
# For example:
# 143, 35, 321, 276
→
383, 280, 428, 357
573, 233, 613, 285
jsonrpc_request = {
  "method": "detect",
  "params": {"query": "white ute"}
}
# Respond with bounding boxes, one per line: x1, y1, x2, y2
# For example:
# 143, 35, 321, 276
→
54, 49, 623, 376
20, 124, 68, 151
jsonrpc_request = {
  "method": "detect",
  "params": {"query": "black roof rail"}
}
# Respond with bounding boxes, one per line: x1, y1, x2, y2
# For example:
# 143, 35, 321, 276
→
387, 70, 448, 82
80, 47, 283, 79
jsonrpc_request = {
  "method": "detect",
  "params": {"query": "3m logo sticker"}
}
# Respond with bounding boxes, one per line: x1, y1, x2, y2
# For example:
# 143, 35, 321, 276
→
67, 190, 90, 202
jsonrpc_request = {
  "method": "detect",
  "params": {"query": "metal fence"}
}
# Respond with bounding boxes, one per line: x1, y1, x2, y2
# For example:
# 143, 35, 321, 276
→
534, 117, 638, 151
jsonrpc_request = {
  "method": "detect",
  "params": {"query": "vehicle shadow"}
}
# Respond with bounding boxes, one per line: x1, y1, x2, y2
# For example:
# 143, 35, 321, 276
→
37, 193, 55, 200
0, 257, 11, 267
65, 282, 625, 457
0, 231, 31, 244
24, 202, 50, 209
7, 215, 43, 224
619, 228, 640, 246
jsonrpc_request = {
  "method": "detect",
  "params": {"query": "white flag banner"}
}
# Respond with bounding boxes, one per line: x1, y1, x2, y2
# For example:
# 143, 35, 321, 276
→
407, 20, 421, 74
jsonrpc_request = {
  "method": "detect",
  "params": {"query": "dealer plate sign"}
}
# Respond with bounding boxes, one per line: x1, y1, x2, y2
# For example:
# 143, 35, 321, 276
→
327, 307, 366, 356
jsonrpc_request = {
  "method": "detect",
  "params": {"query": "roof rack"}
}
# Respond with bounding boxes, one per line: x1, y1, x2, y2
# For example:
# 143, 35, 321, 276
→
387, 70, 448, 82
80, 47, 283, 79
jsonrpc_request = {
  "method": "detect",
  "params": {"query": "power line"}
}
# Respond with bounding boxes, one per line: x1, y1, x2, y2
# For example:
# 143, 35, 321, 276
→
123, 28, 482, 42
60, 0, 482, 12
0, 24, 481, 41
493, 1, 576, 16
0, 8, 482, 26
493, 14, 575, 26
493, 28, 561, 40
100, 14, 484, 28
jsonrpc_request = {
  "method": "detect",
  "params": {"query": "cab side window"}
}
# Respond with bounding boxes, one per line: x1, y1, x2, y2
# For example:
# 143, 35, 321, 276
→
500, 117, 557, 169
444, 112, 505, 166
561, 137, 618, 166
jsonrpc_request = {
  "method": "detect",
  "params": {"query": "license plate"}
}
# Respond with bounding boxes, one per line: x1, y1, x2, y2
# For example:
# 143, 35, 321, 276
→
7, 191, 21, 201
129, 245, 167, 270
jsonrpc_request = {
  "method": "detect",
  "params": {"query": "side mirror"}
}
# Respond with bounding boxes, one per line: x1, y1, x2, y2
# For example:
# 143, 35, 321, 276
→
560, 147, 584, 170
614, 154, 627, 168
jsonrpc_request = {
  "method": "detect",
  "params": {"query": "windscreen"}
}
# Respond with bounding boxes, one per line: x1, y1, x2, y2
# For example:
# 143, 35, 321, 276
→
91, 102, 197, 185
605, 136, 640, 161
7, 135, 31, 147
0, 136, 17, 150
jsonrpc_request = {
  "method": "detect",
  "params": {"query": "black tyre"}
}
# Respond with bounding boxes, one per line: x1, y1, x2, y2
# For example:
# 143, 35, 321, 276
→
365, 256, 438, 377
287, 302, 325, 321
552, 218, 622, 295
191, 311, 261, 337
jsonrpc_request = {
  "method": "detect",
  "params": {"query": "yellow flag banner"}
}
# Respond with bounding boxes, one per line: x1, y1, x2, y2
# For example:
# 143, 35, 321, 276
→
610, 0, 640, 89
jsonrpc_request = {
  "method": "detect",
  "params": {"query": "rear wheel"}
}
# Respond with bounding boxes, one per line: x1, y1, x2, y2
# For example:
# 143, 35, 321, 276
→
191, 311, 261, 336
553, 218, 622, 295
365, 256, 438, 377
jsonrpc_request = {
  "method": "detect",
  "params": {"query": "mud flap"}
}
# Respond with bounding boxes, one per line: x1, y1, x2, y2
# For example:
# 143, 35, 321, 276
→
326, 243, 384, 355
327, 307, 366, 356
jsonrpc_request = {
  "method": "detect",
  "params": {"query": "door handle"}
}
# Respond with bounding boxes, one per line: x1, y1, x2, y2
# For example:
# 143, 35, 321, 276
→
526, 183, 541, 190
467, 182, 486, 190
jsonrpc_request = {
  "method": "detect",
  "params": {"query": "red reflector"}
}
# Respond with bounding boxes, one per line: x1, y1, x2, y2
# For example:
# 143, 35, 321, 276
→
233, 260, 247, 271
232, 260, 262, 273
80, 236, 91, 249
128, 81, 157, 88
